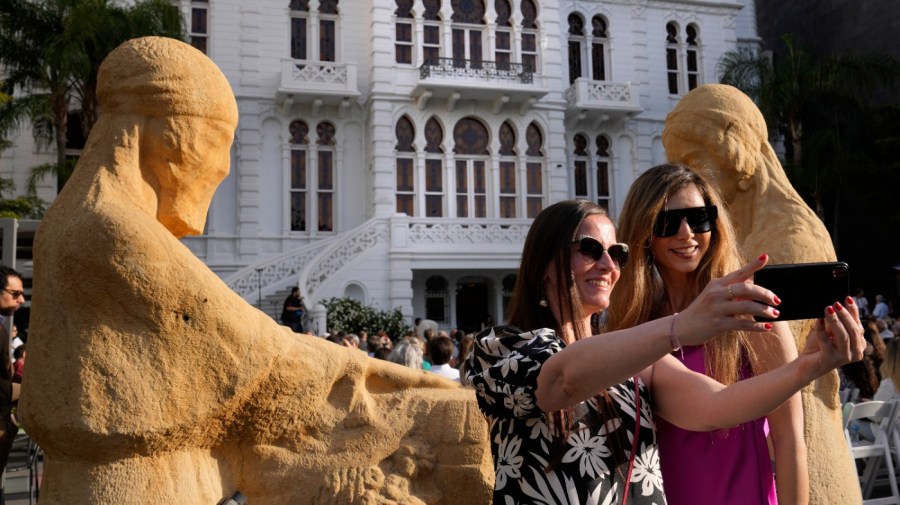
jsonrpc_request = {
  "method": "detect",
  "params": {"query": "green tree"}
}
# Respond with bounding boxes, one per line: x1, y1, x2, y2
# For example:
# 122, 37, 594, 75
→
0, 0, 183, 191
717, 35, 900, 245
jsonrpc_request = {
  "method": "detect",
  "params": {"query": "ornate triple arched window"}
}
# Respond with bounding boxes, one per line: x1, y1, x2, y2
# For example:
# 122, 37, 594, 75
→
453, 117, 489, 218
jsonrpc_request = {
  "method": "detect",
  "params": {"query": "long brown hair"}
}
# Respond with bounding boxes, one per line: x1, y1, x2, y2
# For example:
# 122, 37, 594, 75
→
507, 199, 628, 468
606, 163, 753, 386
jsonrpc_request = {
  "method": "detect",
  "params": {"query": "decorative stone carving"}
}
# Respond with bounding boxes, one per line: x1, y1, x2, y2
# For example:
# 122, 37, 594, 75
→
19, 37, 492, 505
663, 83, 861, 505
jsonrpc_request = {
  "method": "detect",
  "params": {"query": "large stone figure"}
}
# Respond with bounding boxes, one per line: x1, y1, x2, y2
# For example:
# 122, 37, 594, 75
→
19, 37, 492, 505
663, 83, 860, 505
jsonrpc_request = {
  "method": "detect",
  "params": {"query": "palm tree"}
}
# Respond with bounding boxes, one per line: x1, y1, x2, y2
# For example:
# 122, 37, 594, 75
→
717, 35, 900, 232
0, 0, 184, 195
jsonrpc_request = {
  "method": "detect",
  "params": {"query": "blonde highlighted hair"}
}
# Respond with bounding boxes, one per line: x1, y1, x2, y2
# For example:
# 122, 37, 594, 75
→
605, 163, 754, 386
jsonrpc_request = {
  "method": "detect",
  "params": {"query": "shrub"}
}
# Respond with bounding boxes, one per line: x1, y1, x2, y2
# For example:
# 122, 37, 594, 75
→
323, 297, 410, 341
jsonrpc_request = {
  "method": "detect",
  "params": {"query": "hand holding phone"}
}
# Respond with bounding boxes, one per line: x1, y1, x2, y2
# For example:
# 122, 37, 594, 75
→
753, 262, 850, 321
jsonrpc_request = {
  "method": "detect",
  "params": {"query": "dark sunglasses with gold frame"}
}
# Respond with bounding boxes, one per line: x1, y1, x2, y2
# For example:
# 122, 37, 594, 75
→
571, 236, 629, 267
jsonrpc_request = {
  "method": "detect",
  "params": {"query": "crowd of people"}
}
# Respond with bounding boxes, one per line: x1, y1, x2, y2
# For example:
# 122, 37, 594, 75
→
840, 289, 900, 403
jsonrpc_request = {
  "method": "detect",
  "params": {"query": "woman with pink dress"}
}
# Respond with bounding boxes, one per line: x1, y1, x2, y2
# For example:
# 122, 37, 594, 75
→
607, 163, 807, 504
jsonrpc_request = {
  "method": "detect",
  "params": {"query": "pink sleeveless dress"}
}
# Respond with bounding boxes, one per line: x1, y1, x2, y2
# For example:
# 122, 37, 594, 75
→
656, 345, 777, 505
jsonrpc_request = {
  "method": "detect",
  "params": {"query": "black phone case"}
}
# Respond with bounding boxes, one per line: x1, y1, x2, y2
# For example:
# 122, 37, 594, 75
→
753, 262, 850, 321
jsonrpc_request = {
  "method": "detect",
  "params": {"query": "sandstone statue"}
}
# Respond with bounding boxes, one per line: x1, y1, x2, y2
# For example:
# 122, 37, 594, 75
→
19, 37, 492, 505
663, 83, 859, 505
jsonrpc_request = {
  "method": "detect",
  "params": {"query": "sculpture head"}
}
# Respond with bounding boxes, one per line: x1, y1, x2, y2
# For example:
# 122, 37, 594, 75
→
662, 84, 770, 200
96, 36, 239, 237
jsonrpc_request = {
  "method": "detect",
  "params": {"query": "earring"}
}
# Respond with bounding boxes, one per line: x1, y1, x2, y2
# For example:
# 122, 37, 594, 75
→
539, 285, 549, 307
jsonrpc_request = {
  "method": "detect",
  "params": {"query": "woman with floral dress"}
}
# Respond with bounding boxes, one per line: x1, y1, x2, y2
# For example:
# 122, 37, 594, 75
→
465, 199, 864, 504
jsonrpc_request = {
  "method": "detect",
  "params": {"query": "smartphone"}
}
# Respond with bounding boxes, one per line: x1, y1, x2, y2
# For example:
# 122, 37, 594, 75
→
753, 262, 850, 321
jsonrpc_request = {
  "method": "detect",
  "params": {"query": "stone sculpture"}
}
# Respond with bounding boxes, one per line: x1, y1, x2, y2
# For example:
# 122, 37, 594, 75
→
663, 83, 860, 505
18, 37, 492, 505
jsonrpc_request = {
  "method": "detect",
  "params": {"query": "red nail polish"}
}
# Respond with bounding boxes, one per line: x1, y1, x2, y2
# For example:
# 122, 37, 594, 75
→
827, 306, 835, 315
846, 296, 855, 305
772, 309, 780, 316
773, 296, 781, 305
764, 323, 773, 330
835, 302, 844, 311
758, 253, 768, 262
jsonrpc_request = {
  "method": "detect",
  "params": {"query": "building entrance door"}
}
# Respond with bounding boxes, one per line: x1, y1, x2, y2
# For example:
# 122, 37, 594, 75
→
456, 278, 488, 334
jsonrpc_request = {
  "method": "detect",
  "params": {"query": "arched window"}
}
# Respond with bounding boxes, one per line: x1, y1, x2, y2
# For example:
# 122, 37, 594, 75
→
520, 0, 538, 72
451, 0, 485, 69
595, 135, 611, 212
567, 13, 585, 84
395, 0, 414, 64
525, 122, 543, 217
666, 21, 680, 94
572, 132, 612, 209
498, 121, 517, 218
395, 116, 416, 215
453, 118, 489, 218
685, 24, 700, 91
424, 117, 444, 216
495, 0, 513, 70
289, 120, 309, 231
665, 21, 702, 95
573, 133, 588, 198
316, 122, 336, 231
591, 15, 609, 81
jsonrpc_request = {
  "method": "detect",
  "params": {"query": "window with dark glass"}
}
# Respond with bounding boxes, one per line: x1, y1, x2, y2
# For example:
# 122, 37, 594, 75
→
666, 22, 679, 94
396, 23, 413, 64
525, 122, 543, 217
498, 121, 517, 218
290, 0, 308, 60
289, 120, 309, 231
317, 122, 336, 232
424, 117, 444, 217
595, 135, 610, 212
190, 1, 209, 54
573, 133, 588, 198
395, 116, 416, 216
568, 13, 584, 84
424, 24, 441, 64
451, 0, 485, 69
425, 276, 448, 322
686, 24, 699, 90
591, 16, 608, 81
453, 117, 489, 218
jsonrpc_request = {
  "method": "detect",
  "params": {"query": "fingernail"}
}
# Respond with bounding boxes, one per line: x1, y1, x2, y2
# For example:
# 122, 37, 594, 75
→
827, 306, 835, 315
758, 253, 768, 262
764, 323, 773, 330
835, 302, 844, 311
772, 309, 780, 316
846, 296, 855, 305
774, 295, 781, 305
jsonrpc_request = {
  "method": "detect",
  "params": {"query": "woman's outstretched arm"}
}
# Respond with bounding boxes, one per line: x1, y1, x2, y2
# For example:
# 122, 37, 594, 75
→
536, 255, 777, 413
649, 299, 864, 432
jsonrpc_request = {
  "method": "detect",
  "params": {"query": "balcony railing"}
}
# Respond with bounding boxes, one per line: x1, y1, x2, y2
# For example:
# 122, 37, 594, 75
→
278, 59, 359, 97
419, 57, 534, 84
565, 78, 642, 117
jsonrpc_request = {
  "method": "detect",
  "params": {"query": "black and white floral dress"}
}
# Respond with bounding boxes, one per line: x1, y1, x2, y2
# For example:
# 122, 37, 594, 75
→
465, 326, 666, 505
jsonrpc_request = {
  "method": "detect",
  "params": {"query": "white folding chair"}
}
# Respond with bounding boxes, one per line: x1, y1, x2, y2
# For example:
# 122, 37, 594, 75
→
845, 400, 900, 504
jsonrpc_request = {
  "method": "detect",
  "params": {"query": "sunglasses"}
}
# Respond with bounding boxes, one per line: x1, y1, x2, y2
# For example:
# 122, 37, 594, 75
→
653, 205, 718, 237
571, 236, 629, 267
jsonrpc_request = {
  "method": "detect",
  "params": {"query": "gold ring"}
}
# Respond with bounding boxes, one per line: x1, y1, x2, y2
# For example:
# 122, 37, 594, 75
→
728, 285, 735, 300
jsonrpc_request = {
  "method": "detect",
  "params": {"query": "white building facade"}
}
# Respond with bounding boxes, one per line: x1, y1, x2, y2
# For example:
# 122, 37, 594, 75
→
2, 0, 760, 334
